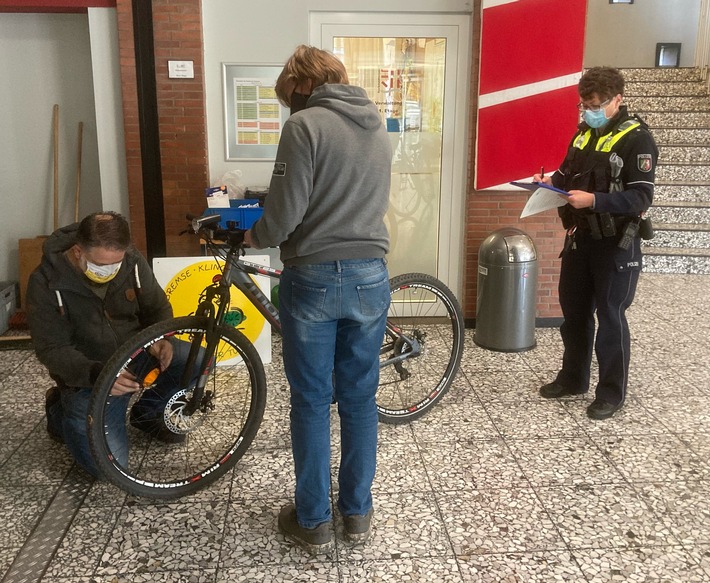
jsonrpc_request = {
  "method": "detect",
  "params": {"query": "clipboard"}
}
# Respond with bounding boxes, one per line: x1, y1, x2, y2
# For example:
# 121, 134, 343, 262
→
510, 181, 570, 197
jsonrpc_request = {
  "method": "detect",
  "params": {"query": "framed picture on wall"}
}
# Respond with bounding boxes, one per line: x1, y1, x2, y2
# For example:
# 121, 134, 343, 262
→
609, 0, 633, 3
222, 64, 289, 161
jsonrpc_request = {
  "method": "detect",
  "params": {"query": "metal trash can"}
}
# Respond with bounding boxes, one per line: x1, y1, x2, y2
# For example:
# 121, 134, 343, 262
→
474, 228, 538, 352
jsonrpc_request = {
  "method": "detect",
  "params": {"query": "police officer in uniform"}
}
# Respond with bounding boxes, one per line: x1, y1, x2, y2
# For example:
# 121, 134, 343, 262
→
535, 67, 658, 420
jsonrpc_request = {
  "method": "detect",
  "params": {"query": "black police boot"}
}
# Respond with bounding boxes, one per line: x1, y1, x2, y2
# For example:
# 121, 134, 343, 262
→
539, 382, 586, 399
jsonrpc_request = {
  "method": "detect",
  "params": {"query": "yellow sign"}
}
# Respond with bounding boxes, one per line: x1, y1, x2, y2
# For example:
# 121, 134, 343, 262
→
153, 256, 272, 364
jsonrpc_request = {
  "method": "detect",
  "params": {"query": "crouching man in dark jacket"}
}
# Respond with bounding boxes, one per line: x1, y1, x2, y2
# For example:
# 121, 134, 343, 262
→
27, 212, 185, 477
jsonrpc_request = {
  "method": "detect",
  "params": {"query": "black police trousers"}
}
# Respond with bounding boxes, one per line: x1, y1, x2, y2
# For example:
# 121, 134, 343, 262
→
554, 229, 642, 406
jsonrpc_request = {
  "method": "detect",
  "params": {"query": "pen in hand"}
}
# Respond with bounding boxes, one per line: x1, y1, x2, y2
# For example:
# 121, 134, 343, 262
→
540, 166, 545, 181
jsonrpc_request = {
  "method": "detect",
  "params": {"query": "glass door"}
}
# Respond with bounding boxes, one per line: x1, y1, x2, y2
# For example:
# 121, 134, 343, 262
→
334, 37, 445, 277
311, 13, 470, 296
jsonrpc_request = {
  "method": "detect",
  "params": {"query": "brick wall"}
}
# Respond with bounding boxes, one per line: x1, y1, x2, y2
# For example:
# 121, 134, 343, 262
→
116, 0, 206, 257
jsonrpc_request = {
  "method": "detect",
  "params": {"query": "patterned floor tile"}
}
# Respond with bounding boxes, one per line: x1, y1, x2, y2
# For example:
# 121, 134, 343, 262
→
574, 545, 709, 582
219, 565, 338, 581
410, 397, 501, 443
231, 447, 295, 500
419, 438, 528, 491
485, 400, 585, 439
638, 481, 710, 546
220, 497, 336, 567
44, 506, 121, 578
336, 492, 453, 562
462, 369, 543, 402
0, 546, 19, 581
538, 483, 678, 549
457, 550, 586, 582
507, 436, 626, 487
562, 397, 669, 436
340, 557, 463, 582
95, 500, 226, 576
0, 486, 55, 548
640, 395, 710, 433
592, 433, 709, 483
437, 488, 565, 555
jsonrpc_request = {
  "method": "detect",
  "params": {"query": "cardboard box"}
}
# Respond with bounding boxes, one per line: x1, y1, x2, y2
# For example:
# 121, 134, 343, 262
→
19, 237, 47, 309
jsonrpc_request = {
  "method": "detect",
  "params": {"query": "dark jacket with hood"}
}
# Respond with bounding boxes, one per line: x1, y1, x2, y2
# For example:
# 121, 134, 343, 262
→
26, 223, 172, 388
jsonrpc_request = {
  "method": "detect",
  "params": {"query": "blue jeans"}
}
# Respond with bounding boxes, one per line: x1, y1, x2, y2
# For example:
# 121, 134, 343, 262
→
47, 339, 198, 477
280, 258, 390, 528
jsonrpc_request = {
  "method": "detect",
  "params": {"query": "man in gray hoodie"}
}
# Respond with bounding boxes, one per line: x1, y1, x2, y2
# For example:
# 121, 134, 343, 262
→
245, 45, 391, 554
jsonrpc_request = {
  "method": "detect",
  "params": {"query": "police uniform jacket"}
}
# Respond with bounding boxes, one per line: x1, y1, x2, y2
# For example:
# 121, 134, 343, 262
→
553, 105, 658, 231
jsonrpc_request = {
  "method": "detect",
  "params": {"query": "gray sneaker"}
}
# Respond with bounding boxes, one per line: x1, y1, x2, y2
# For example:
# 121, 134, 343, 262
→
277, 504, 333, 555
343, 507, 373, 543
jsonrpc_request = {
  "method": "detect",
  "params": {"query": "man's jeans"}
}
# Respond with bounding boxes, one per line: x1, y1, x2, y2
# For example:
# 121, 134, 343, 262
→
46, 339, 197, 478
279, 258, 390, 528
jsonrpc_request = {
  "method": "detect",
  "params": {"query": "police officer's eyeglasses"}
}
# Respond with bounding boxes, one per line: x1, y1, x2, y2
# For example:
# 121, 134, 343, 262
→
577, 97, 612, 112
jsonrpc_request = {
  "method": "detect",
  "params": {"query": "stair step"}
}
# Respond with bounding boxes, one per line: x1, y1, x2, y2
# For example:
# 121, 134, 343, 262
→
652, 129, 710, 146
647, 205, 710, 224
643, 228, 710, 248
642, 251, 710, 275
637, 111, 710, 127
655, 165, 710, 183
659, 146, 710, 164
627, 96, 710, 112
621, 67, 704, 82
653, 184, 710, 205
626, 81, 710, 97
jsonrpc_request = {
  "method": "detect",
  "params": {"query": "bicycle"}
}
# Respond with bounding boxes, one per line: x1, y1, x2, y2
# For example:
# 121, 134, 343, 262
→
88, 214, 465, 499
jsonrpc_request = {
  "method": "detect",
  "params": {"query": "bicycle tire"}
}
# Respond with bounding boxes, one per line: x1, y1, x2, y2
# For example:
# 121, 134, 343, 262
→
88, 316, 267, 499
377, 273, 465, 424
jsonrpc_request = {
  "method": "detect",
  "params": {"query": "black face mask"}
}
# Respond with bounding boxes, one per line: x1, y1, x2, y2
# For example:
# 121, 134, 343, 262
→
290, 92, 310, 115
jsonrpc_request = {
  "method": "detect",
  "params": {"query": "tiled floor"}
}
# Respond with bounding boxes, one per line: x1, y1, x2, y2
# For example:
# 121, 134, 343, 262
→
1, 272, 709, 582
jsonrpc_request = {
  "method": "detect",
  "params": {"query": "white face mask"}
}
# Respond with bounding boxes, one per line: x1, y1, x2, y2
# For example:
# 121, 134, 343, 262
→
84, 259, 122, 284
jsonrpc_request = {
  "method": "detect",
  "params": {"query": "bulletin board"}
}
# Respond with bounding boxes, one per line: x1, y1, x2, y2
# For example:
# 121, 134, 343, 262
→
223, 63, 289, 161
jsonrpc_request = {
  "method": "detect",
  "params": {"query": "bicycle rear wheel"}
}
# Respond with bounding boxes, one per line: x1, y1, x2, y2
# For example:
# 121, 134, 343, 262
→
88, 316, 266, 499
377, 273, 465, 424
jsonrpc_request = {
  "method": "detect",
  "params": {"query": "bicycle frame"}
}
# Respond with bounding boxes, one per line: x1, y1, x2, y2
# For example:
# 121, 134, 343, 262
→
181, 238, 422, 411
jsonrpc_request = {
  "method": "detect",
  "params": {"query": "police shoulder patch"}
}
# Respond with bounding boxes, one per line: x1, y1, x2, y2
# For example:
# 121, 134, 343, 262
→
637, 154, 652, 172
273, 162, 286, 176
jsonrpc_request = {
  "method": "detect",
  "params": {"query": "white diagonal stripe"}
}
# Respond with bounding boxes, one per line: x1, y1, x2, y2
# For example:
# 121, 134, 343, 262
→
482, 0, 519, 8
479, 73, 582, 109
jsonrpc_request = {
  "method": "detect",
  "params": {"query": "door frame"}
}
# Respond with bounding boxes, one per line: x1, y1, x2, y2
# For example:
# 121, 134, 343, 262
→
310, 11, 471, 299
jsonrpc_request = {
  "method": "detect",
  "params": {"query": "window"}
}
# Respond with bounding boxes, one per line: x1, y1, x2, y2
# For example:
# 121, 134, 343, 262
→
656, 43, 682, 67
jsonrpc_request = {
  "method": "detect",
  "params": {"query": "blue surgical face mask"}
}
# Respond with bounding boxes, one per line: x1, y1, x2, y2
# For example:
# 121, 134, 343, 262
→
583, 108, 609, 129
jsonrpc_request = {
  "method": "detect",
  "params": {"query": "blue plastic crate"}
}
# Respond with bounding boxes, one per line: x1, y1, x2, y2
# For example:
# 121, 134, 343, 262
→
203, 199, 263, 230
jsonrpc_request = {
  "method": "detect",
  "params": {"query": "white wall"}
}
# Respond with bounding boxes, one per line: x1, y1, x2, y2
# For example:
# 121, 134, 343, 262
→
201, 0, 472, 190
0, 13, 102, 284
585, 0, 701, 67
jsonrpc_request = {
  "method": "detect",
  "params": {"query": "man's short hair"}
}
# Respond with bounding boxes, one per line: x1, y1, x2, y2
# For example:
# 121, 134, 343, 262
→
578, 67, 625, 101
275, 45, 349, 107
76, 212, 131, 251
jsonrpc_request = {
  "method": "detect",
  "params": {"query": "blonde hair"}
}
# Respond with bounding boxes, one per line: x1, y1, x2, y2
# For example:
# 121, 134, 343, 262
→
275, 45, 349, 106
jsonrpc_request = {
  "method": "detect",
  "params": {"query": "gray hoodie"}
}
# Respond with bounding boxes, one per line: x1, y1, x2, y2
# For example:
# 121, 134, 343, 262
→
250, 84, 391, 265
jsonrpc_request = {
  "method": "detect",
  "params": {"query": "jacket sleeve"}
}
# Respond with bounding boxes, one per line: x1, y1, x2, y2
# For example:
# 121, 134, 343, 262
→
593, 128, 657, 215
250, 119, 313, 249
134, 253, 172, 327
26, 270, 103, 387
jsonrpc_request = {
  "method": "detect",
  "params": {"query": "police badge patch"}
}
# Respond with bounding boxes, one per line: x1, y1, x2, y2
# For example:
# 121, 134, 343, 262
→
637, 154, 652, 172
273, 162, 286, 176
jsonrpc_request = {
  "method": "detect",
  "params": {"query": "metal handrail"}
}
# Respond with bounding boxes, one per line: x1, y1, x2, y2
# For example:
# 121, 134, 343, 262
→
696, 0, 710, 91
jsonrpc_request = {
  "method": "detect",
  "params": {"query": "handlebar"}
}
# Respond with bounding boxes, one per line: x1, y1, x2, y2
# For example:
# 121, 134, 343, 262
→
186, 213, 246, 248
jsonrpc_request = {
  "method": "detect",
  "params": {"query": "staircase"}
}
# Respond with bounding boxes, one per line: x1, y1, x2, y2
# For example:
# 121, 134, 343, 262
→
622, 67, 710, 274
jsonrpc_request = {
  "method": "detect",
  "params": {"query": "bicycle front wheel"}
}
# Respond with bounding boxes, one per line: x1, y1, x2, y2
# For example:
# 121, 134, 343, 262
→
88, 316, 267, 499
377, 273, 465, 424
